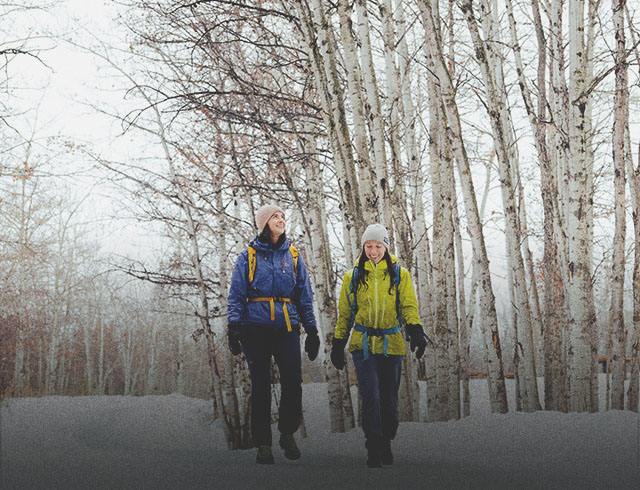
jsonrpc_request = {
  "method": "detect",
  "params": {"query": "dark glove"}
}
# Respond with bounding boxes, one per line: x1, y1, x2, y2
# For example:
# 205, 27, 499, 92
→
406, 324, 428, 359
305, 330, 320, 361
227, 322, 243, 356
330, 337, 348, 370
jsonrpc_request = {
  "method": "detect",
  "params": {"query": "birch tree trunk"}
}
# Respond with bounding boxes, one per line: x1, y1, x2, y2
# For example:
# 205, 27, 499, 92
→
427, 84, 460, 420
566, 0, 598, 412
419, 0, 508, 413
453, 187, 470, 417
122, 320, 133, 396
507, 0, 568, 410
609, 0, 628, 411
396, 0, 432, 324
443, 143, 461, 420
144, 94, 242, 445
83, 308, 94, 395
626, 11, 640, 412
461, 0, 540, 412
98, 317, 105, 396
13, 166, 30, 396
216, 172, 247, 443
336, 0, 378, 223
294, 0, 366, 243
298, 121, 356, 431
146, 320, 158, 394
379, 0, 412, 264
585, 0, 599, 412
377, 0, 420, 421
354, 0, 391, 228
628, 137, 640, 411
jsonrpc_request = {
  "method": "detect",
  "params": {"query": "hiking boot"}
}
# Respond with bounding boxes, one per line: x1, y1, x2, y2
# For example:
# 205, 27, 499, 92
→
380, 438, 394, 465
279, 434, 301, 460
365, 437, 383, 468
256, 445, 274, 464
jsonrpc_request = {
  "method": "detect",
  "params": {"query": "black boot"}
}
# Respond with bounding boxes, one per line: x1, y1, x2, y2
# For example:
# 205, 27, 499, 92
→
279, 434, 301, 460
256, 445, 274, 464
365, 436, 383, 468
380, 438, 394, 465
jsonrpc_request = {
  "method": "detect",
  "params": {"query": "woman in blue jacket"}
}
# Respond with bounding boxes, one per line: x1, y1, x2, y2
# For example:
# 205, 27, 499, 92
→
227, 204, 320, 464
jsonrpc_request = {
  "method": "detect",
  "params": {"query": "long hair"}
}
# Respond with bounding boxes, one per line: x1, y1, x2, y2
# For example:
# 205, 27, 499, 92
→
355, 247, 395, 295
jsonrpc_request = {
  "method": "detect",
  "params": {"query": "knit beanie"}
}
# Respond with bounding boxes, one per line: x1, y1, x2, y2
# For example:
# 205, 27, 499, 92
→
255, 204, 284, 233
361, 224, 390, 249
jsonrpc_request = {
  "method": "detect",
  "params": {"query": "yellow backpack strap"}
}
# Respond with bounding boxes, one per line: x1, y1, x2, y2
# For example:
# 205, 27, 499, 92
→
248, 246, 257, 284
289, 245, 299, 277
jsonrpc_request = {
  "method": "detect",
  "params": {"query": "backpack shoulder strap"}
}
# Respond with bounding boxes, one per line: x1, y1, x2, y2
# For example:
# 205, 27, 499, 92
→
248, 246, 257, 284
289, 245, 299, 277
347, 266, 359, 329
392, 263, 401, 288
393, 263, 403, 328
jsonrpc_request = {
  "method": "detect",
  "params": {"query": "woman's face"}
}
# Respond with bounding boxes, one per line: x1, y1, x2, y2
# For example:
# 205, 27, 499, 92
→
364, 241, 386, 264
267, 211, 286, 237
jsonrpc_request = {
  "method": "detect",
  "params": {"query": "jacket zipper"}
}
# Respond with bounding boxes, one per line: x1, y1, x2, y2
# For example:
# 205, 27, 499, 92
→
373, 261, 378, 353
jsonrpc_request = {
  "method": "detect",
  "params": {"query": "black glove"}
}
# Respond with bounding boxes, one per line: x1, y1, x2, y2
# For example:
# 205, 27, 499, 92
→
305, 330, 320, 361
227, 322, 243, 356
330, 337, 348, 370
406, 324, 427, 359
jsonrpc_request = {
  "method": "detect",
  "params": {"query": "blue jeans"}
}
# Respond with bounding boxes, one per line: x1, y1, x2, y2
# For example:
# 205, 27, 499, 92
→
241, 325, 302, 447
351, 350, 403, 441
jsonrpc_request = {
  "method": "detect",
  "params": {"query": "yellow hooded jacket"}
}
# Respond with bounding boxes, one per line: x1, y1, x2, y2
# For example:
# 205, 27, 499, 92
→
334, 255, 422, 356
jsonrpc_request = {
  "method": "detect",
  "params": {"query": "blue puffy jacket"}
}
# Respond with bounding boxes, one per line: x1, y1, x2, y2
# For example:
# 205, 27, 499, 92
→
227, 236, 317, 334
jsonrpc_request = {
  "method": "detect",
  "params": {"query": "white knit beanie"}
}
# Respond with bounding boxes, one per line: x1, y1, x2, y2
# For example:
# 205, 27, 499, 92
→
255, 204, 284, 233
361, 224, 390, 249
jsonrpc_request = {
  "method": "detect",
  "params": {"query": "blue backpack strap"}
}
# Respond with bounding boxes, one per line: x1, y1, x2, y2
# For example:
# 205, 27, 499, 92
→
354, 324, 402, 359
392, 263, 405, 338
346, 266, 358, 332
383, 325, 402, 357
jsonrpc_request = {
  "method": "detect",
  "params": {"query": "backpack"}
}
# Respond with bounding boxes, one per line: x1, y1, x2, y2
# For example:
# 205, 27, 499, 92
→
247, 244, 299, 284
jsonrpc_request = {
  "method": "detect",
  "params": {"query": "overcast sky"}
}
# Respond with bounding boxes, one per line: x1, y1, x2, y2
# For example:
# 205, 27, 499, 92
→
7, 1, 166, 260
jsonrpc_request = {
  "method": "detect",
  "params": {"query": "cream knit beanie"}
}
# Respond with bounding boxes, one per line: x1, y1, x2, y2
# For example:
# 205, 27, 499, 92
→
255, 204, 284, 233
361, 223, 390, 249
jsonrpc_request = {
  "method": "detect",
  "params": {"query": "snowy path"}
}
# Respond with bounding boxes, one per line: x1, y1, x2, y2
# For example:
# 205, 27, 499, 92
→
1, 382, 639, 490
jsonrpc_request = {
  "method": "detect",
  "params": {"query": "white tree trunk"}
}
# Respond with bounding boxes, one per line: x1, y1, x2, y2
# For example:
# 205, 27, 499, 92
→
566, 0, 597, 412
336, 0, 378, 223
146, 320, 158, 394
461, 0, 540, 412
83, 314, 94, 395
299, 121, 356, 431
427, 85, 448, 422
609, 0, 628, 410
419, 0, 508, 413
627, 133, 640, 412
377, 0, 420, 421
355, 0, 391, 227
98, 317, 105, 396
296, 0, 366, 239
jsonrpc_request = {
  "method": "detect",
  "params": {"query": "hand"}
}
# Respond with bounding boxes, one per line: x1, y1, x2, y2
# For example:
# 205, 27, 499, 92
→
406, 324, 427, 359
305, 330, 320, 361
330, 337, 348, 370
227, 322, 243, 356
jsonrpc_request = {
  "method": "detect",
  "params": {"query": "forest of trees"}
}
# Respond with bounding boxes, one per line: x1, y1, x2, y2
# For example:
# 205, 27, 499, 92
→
1, 0, 639, 448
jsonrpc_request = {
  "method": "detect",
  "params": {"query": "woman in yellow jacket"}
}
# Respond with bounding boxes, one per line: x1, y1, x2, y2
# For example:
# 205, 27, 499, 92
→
330, 224, 427, 468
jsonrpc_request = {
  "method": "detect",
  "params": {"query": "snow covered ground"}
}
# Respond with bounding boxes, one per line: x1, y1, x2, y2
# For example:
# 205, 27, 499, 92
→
1, 378, 639, 490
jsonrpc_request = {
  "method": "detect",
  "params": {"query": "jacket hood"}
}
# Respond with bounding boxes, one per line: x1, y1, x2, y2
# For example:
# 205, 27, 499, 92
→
249, 235, 290, 253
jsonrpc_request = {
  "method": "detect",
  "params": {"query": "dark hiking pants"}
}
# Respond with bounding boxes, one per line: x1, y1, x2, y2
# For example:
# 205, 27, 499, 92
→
352, 350, 403, 441
241, 325, 302, 447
